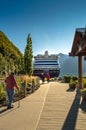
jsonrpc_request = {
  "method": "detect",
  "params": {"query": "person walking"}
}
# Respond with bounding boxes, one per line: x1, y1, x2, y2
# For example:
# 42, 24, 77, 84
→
41, 73, 45, 83
5, 72, 19, 109
46, 73, 50, 83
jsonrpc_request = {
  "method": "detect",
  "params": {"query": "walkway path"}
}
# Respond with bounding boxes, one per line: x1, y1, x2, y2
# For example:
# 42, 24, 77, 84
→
0, 81, 86, 130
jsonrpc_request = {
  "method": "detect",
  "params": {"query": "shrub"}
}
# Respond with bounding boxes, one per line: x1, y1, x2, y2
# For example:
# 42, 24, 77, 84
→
83, 81, 86, 88
0, 83, 6, 101
63, 75, 71, 83
80, 88, 86, 93
72, 76, 78, 81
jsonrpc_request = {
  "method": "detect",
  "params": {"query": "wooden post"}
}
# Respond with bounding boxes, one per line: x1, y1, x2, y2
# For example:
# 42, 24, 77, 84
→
24, 80, 27, 97
78, 56, 83, 89
32, 79, 34, 92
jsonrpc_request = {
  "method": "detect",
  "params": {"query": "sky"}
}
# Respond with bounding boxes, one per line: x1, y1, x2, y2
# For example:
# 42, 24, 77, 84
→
0, 0, 86, 56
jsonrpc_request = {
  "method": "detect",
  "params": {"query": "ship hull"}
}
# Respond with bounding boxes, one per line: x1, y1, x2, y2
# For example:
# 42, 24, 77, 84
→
33, 69, 60, 78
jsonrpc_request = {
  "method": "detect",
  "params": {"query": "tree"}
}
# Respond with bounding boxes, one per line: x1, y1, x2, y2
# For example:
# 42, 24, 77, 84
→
24, 34, 33, 75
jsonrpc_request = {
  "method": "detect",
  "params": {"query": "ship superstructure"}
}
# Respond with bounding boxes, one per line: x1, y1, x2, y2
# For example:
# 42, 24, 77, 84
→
33, 51, 60, 78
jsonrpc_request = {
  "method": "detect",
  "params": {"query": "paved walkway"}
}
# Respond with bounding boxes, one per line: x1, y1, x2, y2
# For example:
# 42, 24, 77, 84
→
0, 81, 86, 130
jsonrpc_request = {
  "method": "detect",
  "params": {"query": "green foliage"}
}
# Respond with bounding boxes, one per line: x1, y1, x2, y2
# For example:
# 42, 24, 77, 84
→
0, 75, 40, 106
0, 31, 24, 74
70, 80, 77, 84
63, 75, 78, 83
80, 88, 86, 93
63, 75, 71, 83
81, 77, 86, 88
72, 76, 78, 81
84, 82, 86, 88
0, 82, 6, 101
24, 34, 33, 76
69, 76, 78, 85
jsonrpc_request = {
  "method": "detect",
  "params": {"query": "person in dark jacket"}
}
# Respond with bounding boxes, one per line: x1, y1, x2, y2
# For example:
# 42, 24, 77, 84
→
5, 72, 19, 109
41, 73, 45, 83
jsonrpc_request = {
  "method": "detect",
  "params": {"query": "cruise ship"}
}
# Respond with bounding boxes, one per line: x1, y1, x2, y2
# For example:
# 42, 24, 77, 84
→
33, 51, 60, 78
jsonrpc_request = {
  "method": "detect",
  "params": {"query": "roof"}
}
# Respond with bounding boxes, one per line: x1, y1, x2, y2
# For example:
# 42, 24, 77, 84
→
69, 28, 86, 56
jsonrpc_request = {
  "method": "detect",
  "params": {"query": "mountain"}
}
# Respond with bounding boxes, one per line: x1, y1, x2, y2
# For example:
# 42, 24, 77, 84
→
58, 53, 86, 77
58, 53, 69, 65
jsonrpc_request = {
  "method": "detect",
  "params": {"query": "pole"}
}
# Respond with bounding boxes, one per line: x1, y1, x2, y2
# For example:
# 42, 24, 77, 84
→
18, 90, 20, 108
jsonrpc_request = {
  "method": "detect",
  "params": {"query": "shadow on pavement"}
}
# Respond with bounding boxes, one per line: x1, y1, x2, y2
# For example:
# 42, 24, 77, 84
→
61, 91, 81, 130
0, 108, 7, 114
0, 106, 19, 117
66, 87, 76, 92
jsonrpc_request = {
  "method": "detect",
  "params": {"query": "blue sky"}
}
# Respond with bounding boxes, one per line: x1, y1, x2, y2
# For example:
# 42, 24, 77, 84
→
0, 0, 86, 56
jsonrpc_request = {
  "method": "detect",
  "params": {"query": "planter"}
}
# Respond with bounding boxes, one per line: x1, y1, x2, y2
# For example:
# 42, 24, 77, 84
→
80, 88, 86, 101
81, 93, 86, 101
69, 83, 76, 89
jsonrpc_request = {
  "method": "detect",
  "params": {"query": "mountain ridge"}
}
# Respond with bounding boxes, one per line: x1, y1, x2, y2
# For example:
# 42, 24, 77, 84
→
58, 53, 86, 76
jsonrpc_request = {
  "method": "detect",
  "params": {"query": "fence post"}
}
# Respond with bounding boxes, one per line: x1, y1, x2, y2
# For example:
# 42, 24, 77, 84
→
24, 80, 27, 97
32, 79, 35, 92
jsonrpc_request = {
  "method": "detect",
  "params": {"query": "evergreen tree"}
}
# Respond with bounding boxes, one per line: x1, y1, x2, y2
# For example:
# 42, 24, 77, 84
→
24, 34, 33, 75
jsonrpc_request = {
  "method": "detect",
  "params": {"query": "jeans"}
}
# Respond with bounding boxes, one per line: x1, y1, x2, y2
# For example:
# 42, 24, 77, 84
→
6, 88, 14, 107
